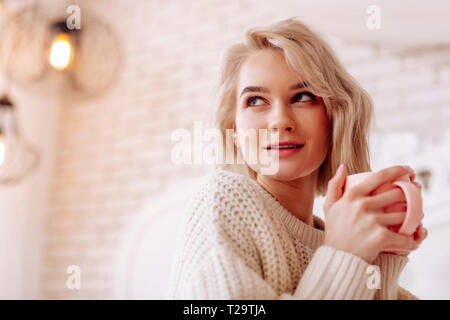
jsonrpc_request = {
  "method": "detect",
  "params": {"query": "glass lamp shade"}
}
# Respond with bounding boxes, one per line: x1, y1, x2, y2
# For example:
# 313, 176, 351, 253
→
0, 95, 39, 184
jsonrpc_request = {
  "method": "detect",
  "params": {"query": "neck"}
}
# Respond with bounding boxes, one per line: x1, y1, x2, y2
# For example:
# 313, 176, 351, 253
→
256, 168, 318, 227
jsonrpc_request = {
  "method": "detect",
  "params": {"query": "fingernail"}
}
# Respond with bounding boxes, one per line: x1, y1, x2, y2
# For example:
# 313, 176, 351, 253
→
337, 164, 343, 175
420, 228, 427, 236
402, 165, 413, 172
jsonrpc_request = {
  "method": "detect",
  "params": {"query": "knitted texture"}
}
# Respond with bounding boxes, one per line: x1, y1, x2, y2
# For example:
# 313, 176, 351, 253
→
166, 168, 418, 300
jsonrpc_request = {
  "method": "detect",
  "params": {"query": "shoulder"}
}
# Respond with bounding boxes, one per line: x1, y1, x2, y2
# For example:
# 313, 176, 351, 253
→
215, 168, 256, 191
169, 170, 271, 297
201, 168, 265, 217
187, 168, 269, 245
206, 167, 255, 191
194, 168, 261, 208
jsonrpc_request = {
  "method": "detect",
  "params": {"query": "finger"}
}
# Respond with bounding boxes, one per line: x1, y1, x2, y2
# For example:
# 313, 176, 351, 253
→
413, 223, 425, 240
408, 172, 423, 190
408, 170, 416, 182
324, 164, 347, 211
383, 228, 418, 251
413, 181, 423, 190
416, 226, 428, 243
366, 187, 406, 211
371, 212, 406, 226
350, 165, 413, 198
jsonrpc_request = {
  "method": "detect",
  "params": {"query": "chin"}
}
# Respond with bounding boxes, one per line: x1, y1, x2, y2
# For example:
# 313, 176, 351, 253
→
257, 164, 304, 181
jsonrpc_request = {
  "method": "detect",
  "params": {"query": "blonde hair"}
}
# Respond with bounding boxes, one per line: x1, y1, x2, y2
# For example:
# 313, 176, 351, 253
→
214, 17, 373, 196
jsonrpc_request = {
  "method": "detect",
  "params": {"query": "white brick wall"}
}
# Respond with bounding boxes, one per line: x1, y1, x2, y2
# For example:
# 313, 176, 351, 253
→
36, 0, 450, 299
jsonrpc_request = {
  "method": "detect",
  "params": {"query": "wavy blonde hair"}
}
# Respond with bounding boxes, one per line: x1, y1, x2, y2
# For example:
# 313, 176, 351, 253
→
214, 17, 373, 196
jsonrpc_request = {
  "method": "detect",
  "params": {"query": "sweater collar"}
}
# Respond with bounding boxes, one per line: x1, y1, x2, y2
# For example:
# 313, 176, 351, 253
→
246, 175, 325, 249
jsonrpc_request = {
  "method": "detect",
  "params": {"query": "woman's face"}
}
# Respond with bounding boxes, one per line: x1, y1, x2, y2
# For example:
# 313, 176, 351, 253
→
235, 48, 330, 180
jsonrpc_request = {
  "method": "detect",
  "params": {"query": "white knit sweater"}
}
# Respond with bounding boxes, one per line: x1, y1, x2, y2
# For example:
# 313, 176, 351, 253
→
166, 168, 418, 300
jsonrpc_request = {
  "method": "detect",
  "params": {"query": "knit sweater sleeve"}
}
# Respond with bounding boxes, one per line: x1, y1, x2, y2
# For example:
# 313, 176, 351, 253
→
398, 286, 420, 299
169, 227, 377, 299
171, 228, 377, 299
167, 170, 377, 300
371, 253, 418, 299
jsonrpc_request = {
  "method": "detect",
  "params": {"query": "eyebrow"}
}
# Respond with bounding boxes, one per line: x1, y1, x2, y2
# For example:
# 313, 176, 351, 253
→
239, 81, 309, 97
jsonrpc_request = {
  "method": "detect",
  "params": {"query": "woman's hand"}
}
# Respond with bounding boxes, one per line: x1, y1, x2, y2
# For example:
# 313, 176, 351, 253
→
385, 173, 428, 256
385, 222, 428, 256
323, 164, 418, 264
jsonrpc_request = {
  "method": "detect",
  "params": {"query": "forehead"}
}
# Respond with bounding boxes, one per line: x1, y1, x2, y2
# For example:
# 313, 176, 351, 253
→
237, 49, 299, 89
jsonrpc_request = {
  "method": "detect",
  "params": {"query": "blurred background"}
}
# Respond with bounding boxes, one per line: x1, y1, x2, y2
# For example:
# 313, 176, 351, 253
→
0, 0, 449, 299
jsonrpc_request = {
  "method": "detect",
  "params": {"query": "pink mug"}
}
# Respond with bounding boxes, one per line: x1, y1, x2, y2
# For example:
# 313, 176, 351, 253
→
344, 172, 424, 238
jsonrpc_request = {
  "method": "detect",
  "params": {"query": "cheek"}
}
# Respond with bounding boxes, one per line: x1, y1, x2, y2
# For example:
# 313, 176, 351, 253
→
235, 109, 263, 130
302, 108, 330, 140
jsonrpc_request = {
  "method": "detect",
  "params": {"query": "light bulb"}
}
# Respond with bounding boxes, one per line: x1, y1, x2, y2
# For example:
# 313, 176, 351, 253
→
49, 33, 72, 70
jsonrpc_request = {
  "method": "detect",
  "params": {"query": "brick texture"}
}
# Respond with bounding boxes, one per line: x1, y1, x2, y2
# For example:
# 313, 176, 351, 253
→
39, 0, 450, 299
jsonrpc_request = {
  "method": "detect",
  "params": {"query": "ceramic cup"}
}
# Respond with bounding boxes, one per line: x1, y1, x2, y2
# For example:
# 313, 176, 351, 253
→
344, 172, 424, 237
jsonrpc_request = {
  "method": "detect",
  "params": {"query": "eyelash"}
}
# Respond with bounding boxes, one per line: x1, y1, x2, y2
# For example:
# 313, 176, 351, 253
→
245, 92, 317, 107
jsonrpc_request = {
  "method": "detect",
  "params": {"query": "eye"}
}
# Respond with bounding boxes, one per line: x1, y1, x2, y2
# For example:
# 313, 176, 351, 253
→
246, 96, 265, 107
292, 92, 316, 103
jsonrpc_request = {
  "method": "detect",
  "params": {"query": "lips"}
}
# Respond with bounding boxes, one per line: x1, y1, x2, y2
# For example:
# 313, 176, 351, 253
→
264, 141, 304, 150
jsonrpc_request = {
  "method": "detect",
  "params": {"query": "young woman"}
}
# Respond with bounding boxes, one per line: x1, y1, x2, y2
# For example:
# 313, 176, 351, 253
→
167, 17, 427, 300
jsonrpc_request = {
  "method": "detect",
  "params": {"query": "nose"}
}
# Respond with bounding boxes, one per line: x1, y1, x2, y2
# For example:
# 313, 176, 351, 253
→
267, 102, 296, 133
